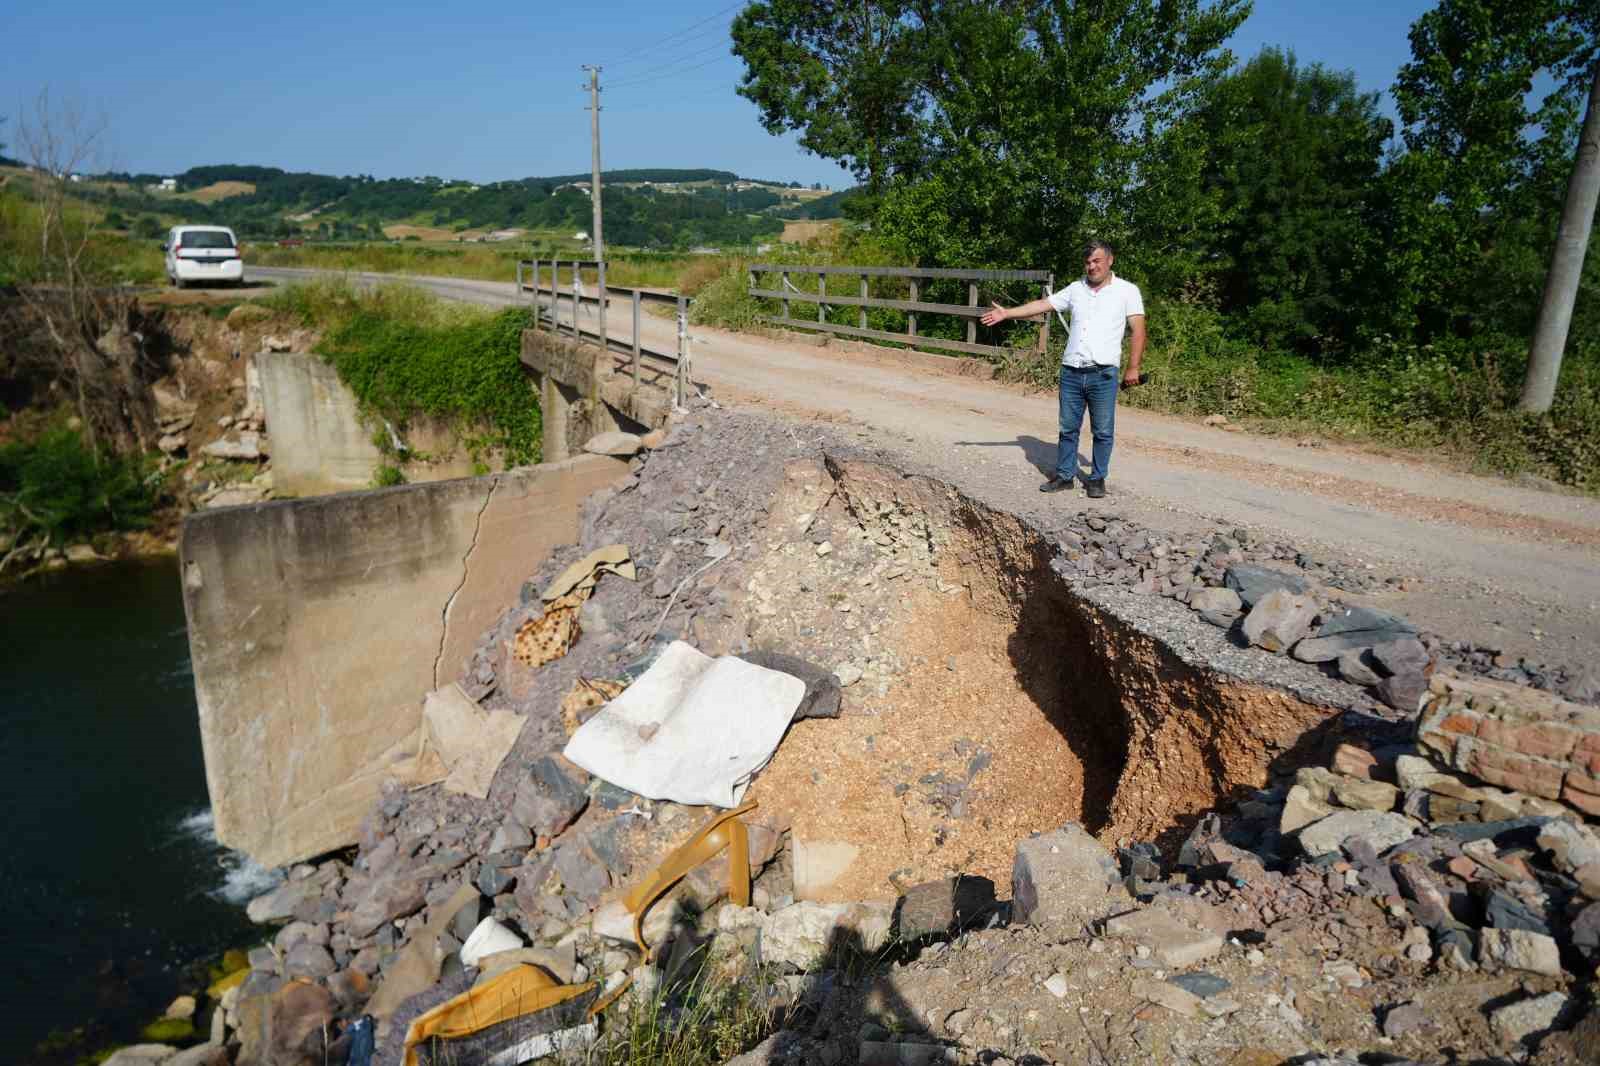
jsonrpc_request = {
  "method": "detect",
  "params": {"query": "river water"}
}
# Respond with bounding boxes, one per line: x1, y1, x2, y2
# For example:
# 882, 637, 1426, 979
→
0, 557, 269, 1062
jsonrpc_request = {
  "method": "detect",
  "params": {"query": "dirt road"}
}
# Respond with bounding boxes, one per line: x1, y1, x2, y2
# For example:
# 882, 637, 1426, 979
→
247, 266, 1600, 672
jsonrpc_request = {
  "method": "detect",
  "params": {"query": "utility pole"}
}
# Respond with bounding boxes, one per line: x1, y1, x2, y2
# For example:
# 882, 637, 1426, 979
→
582, 65, 604, 262
1521, 58, 1600, 414
582, 65, 605, 347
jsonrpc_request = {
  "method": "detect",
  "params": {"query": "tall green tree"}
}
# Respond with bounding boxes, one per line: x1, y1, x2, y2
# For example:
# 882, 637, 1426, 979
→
1192, 49, 1392, 352
732, 0, 1250, 282
1383, 0, 1598, 341
731, 1, 927, 196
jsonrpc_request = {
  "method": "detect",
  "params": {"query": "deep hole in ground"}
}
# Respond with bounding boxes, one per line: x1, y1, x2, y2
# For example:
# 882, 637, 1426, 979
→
744, 456, 1340, 901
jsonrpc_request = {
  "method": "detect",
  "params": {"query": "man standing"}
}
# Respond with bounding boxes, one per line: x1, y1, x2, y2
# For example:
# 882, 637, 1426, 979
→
981, 240, 1145, 498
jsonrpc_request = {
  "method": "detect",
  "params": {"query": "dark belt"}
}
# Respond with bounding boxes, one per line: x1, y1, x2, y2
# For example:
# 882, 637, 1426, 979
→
1062, 363, 1111, 372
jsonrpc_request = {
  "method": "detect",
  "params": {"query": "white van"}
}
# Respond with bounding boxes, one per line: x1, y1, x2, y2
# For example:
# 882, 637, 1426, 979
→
164, 225, 243, 288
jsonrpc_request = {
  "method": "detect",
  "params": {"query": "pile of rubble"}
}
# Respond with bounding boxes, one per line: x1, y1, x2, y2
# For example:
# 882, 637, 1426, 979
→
105, 408, 1600, 1066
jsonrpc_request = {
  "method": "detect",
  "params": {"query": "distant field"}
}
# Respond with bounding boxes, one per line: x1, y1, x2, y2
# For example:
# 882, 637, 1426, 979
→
383, 223, 459, 241
781, 219, 841, 243
183, 180, 256, 203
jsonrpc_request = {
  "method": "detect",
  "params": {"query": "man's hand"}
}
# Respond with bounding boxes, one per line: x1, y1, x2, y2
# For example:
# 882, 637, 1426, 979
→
980, 303, 1009, 327
1122, 367, 1142, 387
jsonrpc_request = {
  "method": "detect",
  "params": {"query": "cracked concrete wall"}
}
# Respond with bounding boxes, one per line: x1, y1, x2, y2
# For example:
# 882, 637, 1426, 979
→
179, 454, 629, 868
258, 353, 483, 495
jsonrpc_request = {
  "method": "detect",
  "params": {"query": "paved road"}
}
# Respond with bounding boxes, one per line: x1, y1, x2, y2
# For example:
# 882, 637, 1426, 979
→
247, 265, 1600, 671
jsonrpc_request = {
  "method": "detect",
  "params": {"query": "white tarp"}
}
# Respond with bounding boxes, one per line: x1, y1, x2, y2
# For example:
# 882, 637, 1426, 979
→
562, 641, 805, 808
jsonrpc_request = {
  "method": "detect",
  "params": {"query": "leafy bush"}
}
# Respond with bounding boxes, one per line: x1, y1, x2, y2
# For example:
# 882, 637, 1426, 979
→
0, 427, 157, 546
275, 282, 542, 467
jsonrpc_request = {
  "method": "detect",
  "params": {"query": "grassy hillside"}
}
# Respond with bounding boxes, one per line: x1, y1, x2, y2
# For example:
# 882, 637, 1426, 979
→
72, 165, 838, 251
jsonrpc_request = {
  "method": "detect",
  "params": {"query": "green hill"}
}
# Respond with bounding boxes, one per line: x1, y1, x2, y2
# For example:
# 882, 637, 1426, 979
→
81, 165, 821, 250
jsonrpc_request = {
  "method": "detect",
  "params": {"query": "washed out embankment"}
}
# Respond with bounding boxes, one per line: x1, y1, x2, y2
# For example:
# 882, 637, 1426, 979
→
743, 455, 1350, 901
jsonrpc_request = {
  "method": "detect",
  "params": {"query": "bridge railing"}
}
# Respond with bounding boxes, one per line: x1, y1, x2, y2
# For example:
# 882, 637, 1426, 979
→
516, 259, 692, 407
747, 263, 1056, 359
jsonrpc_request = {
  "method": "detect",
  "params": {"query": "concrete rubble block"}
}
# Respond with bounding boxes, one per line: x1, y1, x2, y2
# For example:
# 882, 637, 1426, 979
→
200, 431, 267, 461
103, 1047, 179, 1066
1103, 907, 1224, 969
1187, 587, 1242, 616
1394, 754, 1449, 792
282, 942, 336, 980
1131, 977, 1203, 1018
345, 877, 427, 939
550, 840, 611, 910
488, 817, 533, 857
1280, 784, 1336, 834
1298, 810, 1418, 858
1241, 589, 1318, 654
717, 901, 893, 970
1011, 824, 1126, 928
246, 880, 324, 925
858, 1042, 958, 1066
1329, 775, 1400, 812
168, 1046, 229, 1066
794, 838, 861, 900
1536, 819, 1600, 871
1477, 928, 1562, 976
1223, 563, 1315, 608
582, 431, 644, 457
1369, 637, 1431, 677
1490, 991, 1568, 1045
512, 755, 591, 838
1375, 671, 1430, 713
894, 875, 997, 939
1337, 649, 1386, 687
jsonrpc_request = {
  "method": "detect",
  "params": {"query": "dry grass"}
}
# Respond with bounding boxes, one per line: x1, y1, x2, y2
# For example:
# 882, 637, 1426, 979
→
383, 223, 460, 241
780, 220, 841, 245
182, 180, 256, 203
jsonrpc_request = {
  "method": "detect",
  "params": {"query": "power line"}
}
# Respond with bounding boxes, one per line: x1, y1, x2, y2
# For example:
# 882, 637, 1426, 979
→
602, 1, 744, 70
606, 37, 731, 84
608, 54, 739, 91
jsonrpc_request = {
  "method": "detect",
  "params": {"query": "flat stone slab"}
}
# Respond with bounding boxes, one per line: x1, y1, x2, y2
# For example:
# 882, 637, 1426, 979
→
1103, 908, 1223, 969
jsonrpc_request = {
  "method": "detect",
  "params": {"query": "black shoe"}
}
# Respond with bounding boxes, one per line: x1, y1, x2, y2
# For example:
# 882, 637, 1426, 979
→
1040, 477, 1075, 494
1085, 479, 1107, 499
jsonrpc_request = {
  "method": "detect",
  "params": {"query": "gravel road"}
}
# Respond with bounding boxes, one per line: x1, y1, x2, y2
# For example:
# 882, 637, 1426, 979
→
247, 265, 1600, 671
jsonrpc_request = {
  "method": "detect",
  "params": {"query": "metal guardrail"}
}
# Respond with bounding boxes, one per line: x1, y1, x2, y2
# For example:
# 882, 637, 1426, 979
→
516, 259, 692, 407
748, 263, 1055, 359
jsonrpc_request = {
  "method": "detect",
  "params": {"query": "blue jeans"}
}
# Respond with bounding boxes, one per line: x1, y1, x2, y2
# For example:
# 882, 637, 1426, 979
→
1058, 364, 1119, 482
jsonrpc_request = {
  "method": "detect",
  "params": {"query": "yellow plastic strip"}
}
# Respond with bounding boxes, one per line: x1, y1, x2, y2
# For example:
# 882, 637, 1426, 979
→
401, 964, 596, 1066
620, 799, 757, 954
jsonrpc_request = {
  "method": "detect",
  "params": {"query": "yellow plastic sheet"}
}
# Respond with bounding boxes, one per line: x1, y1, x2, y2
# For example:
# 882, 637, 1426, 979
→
401, 964, 596, 1066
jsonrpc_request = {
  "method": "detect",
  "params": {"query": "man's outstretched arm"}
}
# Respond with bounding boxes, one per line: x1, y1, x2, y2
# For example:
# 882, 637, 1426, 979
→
980, 298, 1054, 327
1124, 315, 1146, 385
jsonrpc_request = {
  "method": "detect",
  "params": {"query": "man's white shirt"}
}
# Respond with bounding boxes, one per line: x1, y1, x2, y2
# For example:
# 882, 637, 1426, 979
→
1047, 275, 1145, 368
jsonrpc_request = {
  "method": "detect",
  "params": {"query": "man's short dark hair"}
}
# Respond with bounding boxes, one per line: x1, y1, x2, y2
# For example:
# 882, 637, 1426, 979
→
1083, 239, 1115, 259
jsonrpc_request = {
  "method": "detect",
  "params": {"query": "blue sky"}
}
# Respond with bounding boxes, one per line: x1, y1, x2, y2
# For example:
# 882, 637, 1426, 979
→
1, 1, 1431, 187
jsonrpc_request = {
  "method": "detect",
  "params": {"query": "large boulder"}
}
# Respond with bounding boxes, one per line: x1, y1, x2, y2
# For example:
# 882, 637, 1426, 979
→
1011, 824, 1125, 928
717, 901, 893, 970
894, 875, 996, 940
1241, 589, 1318, 654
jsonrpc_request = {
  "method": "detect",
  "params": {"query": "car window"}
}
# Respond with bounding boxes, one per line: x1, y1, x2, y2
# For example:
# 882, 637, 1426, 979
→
181, 230, 236, 249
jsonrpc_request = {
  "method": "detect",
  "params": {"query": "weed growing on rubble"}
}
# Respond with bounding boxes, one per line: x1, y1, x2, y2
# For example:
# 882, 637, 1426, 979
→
266, 279, 543, 468
583, 961, 777, 1066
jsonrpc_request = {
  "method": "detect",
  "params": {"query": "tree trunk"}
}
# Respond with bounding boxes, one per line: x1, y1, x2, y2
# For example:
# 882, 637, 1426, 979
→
1520, 59, 1600, 414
